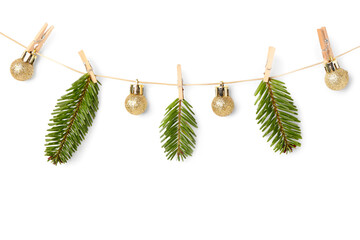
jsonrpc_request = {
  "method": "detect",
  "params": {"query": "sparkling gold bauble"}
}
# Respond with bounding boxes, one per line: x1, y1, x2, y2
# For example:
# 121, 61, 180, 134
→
212, 96, 234, 117
125, 94, 147, 115
10, 58, 34, 81
324, 68, 349, 91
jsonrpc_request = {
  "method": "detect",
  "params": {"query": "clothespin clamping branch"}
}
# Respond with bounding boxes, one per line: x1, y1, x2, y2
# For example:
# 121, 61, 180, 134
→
263, 46, 276, 82
78, 50, 97, 83
177, 64, 184, 100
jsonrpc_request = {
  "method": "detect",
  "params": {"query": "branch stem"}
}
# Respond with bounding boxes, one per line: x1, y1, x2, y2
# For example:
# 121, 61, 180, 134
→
266, 81, 290, 151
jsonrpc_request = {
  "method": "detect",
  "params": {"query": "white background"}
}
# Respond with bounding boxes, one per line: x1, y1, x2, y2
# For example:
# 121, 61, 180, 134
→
0, 0, 359, 239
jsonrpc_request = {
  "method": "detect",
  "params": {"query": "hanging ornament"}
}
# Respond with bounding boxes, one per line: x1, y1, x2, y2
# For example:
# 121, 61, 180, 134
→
10, 51, 36, 81
211, 82, 234, 117
125, 80, 147, 115
323, 60, 348, 91
10, 23, 53, 81
317, 27, 349, 90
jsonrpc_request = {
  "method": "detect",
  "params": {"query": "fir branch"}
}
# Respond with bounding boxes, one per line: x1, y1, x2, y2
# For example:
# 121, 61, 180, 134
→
45, 73, 100, 165
160, 98, 197, 161
254, 79, 301, 153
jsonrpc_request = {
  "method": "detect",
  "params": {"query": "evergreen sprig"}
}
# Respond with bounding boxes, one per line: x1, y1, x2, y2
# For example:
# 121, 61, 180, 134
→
160, 98, 197, 161
254, 79, 301, 153
45, 73, 100, 165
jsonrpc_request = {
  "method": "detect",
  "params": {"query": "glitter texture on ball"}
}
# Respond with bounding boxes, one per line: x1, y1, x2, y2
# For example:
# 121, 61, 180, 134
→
125, 94, 147, 115
212, 96, 234, 117
325, 68, 349, 91
10, 58, 34, 81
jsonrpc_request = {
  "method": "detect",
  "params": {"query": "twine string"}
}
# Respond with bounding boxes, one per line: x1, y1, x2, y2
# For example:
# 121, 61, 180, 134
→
2, 31, 359, 86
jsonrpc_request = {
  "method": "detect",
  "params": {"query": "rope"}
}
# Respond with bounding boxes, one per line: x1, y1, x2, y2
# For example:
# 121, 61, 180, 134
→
2, 31, 359, 86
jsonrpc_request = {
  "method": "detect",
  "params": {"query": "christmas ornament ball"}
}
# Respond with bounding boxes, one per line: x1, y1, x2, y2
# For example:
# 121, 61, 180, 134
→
212, 96, 234, 117
125, 82, 147, 115
125, 94, 147, 115
10, 58, 34, 81
325, 68, 349, 91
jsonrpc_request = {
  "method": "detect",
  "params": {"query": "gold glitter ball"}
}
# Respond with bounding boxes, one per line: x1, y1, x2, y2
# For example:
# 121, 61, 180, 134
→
125, 94, 147, 115
10, 58, 34, 81
211, 96, 234, 117
325, 68, 349, 91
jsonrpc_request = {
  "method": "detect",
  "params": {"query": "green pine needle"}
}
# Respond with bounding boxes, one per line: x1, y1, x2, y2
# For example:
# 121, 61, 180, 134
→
45, 73, 100, 165
160, 98, 198, 161
254, 79, 301, 154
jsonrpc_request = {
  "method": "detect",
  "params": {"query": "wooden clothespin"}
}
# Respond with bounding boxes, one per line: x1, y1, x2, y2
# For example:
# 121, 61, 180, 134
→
177, 64, 184, 100
317, 27, 335, 63
26, 23, 54, 53
263, 46, 275, 82
78, 50, 97, 83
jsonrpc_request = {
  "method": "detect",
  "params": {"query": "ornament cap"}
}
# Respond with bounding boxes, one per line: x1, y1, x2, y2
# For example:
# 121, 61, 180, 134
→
130, 80, 144, 95
324, 60, 340, 73
20, 51, 37, 65
215, 82, 229, 97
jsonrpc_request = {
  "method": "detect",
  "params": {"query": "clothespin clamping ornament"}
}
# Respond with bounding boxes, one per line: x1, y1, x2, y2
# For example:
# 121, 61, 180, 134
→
263, 46, 276, 83
10, 23, 54, 81
317, 27, 349, 90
